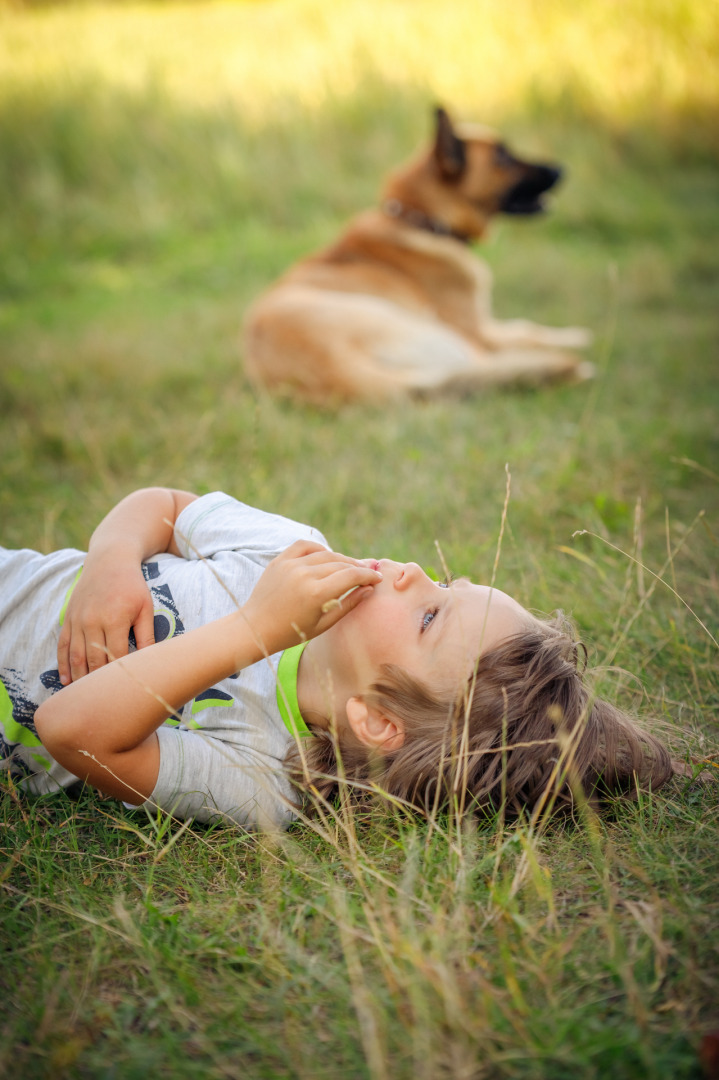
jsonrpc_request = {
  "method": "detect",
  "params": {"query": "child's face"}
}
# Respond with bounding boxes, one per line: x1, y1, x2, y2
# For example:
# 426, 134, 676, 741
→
329, 559, 532, 698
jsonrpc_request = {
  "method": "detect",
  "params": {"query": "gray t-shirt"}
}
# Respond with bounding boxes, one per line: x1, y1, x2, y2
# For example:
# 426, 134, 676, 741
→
0, 492, 328, 829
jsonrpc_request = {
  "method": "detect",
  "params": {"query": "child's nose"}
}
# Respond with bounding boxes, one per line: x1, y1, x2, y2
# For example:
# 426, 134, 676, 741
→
393, 562, 423, 590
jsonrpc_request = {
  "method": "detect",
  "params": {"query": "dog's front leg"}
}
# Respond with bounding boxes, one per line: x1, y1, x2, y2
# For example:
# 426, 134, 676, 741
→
477, 316, 593, 351
468, 268, 592, 351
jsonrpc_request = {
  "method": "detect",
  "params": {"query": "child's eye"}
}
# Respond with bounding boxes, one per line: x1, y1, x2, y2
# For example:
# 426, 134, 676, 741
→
421, 608, 439, 632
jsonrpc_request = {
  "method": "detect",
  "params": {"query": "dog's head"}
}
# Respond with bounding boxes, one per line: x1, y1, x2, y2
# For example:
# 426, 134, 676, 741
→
382, 107, 564, 242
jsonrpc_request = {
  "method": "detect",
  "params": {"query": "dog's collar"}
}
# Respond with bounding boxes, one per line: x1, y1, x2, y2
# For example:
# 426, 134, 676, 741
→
382, 198, 470, 244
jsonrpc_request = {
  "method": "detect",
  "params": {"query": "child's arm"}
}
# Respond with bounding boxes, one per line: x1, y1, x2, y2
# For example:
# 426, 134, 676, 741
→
36, 540, 382, 804
57, 487, 198, 685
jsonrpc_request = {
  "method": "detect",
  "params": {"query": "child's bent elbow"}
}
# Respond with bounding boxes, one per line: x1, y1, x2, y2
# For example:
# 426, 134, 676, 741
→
34, 695, 79, 761
33, 697, 55, 743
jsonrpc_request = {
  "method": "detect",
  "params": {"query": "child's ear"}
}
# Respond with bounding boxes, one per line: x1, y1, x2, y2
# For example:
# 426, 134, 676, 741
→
346, 697, 405, 752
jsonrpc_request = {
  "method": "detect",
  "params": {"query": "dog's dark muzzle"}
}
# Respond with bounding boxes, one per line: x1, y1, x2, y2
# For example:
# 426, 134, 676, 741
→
500, 164, 563, 215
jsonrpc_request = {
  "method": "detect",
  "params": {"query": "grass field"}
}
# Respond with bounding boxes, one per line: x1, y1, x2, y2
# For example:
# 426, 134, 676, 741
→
1, 1, 718, 1077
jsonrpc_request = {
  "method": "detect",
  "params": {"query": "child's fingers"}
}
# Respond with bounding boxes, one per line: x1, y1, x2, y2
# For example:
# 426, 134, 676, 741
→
318, 566, 382, 615
58, 622, 90, 684
132, 597, 156, 652
279, 539, 334, 561
57, 623, 71, 684
319, 586, 374, 626
245, 546, 381, 650
96, 597, 155, 667
316, 564, 382, 598
60, 622, 110, 682
266, 550, 381, 600
321, 587, 358, 613
102, 625, 130, 668
83, 628, 111, 676
66, 629, 91, 684
279, 540, 372, 571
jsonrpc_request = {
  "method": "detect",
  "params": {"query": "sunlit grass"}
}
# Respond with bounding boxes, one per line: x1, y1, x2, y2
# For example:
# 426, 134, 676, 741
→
2, 0, 718, 134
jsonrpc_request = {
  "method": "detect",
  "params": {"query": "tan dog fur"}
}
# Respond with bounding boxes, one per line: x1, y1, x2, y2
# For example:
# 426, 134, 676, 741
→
243, 108, 593, 406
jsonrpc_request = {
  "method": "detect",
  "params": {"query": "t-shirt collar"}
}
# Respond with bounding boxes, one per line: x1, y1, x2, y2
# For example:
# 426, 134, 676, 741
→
276, 641, 313, 738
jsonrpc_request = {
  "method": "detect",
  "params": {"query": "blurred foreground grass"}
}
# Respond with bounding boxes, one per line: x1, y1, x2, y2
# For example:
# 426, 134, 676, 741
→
1, 2, 718, 1077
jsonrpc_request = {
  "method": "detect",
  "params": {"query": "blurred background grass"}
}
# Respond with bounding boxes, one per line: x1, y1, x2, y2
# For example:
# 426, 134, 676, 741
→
0, 1, 718, 1076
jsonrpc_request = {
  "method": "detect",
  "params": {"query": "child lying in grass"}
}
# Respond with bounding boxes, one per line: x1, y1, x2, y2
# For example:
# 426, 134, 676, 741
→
0, 488, 673, 828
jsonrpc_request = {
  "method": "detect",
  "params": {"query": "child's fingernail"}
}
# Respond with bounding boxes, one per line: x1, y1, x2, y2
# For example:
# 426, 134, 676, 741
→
60, 674, 69, 685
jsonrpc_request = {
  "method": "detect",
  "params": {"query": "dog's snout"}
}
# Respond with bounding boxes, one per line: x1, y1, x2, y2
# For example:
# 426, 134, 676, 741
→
500, 162, 563, 215
540, 164, 563, 190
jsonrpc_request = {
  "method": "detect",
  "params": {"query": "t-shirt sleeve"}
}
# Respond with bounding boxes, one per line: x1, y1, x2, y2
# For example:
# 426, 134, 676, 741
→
140, 493, 322, 829
144, 724, 299, 830
173, 492, 329, 564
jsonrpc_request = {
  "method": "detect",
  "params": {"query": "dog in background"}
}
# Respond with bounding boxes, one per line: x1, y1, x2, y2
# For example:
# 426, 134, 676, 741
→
243, 107, 593, 406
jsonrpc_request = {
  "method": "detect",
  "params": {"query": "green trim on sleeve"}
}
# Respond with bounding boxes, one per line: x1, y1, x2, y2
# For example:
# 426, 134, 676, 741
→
276, 641, 313, 739
0, 680, 43, 749
59, 566, 83, 627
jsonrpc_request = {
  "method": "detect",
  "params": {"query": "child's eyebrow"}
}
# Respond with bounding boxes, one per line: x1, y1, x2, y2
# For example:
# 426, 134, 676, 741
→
437, 576, 472, 638
430, 577, 471, 644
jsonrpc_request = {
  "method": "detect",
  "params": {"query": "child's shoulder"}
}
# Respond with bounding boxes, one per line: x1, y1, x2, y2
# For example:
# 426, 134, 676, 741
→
175, 492, 330, 561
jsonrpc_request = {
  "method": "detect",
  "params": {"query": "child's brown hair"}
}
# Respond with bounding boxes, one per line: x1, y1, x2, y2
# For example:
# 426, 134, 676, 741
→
287, 613, 674, 817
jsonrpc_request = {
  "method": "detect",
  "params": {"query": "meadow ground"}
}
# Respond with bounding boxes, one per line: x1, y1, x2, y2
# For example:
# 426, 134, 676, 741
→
0, 1, 717, 1077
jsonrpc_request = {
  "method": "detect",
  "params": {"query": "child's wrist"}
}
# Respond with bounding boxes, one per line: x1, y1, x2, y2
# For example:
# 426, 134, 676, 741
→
235, 604, 299, 662
231, 608, 273, 668
86, 537, 145, 566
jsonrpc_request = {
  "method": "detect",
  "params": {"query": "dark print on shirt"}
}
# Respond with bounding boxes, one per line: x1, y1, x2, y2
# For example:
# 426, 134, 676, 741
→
40, 669, 64, 693
150, 583, 186, 643
191, 688, 233, 715
140, 566, 186, 641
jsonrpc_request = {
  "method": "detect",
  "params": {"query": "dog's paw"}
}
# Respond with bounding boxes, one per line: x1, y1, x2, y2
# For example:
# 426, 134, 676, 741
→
553, 326, 594, 349
571, 360, 597, 383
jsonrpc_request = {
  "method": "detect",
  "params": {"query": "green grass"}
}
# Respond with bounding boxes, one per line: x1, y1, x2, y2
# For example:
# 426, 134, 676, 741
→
1, 1, 718, 1076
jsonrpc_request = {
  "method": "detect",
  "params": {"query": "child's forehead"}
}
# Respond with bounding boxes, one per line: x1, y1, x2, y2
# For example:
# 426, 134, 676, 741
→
460, 580, 523, 609
451, 581, 532, 655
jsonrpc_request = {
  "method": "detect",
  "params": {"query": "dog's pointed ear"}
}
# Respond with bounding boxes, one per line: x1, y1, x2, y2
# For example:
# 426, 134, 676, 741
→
433, 106, 466, 181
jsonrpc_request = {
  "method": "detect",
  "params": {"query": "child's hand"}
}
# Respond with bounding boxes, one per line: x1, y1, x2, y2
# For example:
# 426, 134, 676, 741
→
57, 560, 155, 685
240, 540, 382, 655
